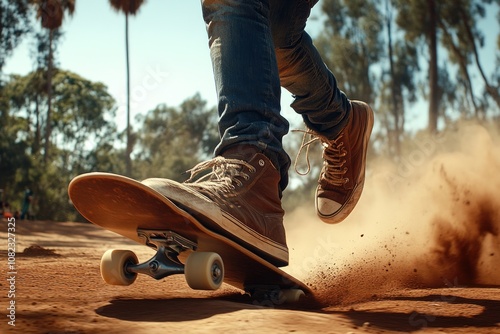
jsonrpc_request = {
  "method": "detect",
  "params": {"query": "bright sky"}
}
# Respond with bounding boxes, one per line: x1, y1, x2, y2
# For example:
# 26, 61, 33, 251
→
3, 0, 499, 134
4, 0, 324, 131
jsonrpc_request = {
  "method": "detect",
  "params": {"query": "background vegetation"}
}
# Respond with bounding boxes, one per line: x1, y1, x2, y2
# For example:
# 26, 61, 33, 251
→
1, 0, 499, 221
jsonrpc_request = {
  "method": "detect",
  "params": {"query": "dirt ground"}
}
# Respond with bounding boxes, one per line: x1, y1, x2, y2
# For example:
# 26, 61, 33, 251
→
0, 219, 499, 334
2, 124, 500, 333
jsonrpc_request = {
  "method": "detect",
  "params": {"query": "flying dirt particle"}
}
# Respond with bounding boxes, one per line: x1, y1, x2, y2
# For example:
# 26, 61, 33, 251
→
286, 122, 500, 306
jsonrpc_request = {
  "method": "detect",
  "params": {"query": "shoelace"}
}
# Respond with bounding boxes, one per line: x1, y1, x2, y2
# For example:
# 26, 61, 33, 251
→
292, 130, 317, 176
293, 130, 348, 186
322, 135, 349, 186
184, 157, 256, 199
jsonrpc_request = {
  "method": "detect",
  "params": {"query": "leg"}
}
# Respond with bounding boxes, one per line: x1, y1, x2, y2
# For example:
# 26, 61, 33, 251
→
270, 0, 350, 139
270, 0, 374, 224
202, 0, 291, 191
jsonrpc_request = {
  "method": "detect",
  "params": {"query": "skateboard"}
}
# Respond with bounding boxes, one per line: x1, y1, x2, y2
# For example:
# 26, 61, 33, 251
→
68, 172, 310, 303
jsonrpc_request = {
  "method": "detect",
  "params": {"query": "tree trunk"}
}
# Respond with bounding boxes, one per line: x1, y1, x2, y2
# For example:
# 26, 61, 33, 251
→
34, 93, 41, 155
386, 0, 401, 157
125, 13, 132, 176
427, 0, 439, 133
44, 29, 54, 162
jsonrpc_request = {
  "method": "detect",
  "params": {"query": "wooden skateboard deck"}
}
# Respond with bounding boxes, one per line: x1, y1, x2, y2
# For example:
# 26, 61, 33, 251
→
68, 172, 310, 301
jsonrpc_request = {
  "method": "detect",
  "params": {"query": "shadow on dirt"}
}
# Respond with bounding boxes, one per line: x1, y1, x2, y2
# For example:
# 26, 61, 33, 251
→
95, 291, 324, 323
332, 292, 500, 332
95, 297, 259, 322
95, 290, 500, 332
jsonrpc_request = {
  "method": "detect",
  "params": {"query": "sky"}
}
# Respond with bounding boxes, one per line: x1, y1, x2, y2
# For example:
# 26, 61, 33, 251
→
3, 0, 500, 134
4, 0, 324, 132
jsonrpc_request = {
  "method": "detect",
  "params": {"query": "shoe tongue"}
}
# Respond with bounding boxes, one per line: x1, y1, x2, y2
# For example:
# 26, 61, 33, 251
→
220, 145, 261, 161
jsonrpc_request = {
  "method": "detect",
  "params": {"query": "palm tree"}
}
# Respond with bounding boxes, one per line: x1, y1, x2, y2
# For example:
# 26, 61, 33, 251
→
30, 0, 75, 162
109, 0, 146, 177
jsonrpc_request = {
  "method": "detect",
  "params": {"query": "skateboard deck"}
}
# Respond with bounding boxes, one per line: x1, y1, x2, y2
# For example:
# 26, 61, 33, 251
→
68, 172, 310, 302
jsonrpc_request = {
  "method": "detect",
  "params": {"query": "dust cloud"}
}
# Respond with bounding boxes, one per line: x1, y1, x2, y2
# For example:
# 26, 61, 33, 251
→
283, 122, 500, 306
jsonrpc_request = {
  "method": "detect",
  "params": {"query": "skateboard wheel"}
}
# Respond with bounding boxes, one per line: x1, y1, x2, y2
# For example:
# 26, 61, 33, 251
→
100, 249, 138, 286
280, 289, 305, 303
184, 252, 224, 290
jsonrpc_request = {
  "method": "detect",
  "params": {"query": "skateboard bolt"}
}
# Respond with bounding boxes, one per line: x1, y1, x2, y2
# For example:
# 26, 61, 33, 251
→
212, 266, 222, 279
149, 261, 159, 272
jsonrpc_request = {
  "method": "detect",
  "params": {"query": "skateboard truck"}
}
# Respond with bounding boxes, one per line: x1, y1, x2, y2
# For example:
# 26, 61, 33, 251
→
100, 228, 224, 290
126, 229, 198, 280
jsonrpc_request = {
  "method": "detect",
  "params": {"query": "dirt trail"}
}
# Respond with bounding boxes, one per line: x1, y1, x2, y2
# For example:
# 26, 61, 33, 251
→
2, 123, 500, 333
0, 220, 499, 334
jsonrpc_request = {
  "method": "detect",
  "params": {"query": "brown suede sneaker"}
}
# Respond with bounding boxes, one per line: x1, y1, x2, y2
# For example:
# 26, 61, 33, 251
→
142, 145, 289, 267
315, 100, 374, 224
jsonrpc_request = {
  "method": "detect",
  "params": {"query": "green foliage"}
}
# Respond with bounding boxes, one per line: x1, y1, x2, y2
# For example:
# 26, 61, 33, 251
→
0, 0, 31, 72
1, 1, 500, 221
1, 66, 219, 221
316, 0, 384, 102
316, 0, 500, 157
1, 70, 118, 220
134, 93, 219, 181
51, 70, 117, 173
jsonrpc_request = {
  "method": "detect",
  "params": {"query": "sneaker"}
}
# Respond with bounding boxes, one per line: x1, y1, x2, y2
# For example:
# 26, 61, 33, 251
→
142, 145, 289, 266
315, 100, 374, 224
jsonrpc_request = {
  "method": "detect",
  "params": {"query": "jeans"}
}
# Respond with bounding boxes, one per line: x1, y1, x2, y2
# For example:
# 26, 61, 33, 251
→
201, 0, 350, 191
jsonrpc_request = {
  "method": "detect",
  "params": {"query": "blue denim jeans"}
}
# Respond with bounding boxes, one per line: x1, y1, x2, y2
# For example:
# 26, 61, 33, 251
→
202, 0, 350, 191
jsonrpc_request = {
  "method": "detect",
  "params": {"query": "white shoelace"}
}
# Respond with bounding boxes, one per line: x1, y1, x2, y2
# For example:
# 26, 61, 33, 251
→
293, 130, 348, 186
184, 157, 256, 198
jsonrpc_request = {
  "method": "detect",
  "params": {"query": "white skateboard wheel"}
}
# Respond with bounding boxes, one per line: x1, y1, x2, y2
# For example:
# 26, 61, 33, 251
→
100, 249, 138, 286
280, 289, 305, 303
184, 252, 224, 290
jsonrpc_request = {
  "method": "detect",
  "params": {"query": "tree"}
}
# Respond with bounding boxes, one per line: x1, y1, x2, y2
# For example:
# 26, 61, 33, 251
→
5, 70, 46, 156
108, 0, 146, 177
134, 94, 218, 181
2, 70, 118, 220
28, 30, 63, 155
435, 0, 500, 118
30, 0, 75, 162
0, 0, 32, 73
50, 70, 117, 175
394, 0, 441, 132
385, 0, 402, 149
379, 0, 419, 157
315, 0, 384, 103
0, 75, 31, 203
